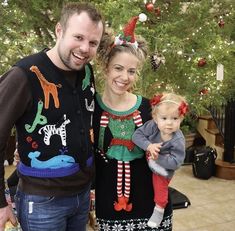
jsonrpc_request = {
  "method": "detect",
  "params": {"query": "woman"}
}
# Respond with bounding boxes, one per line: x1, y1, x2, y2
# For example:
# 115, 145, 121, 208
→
93, 20, 173, 230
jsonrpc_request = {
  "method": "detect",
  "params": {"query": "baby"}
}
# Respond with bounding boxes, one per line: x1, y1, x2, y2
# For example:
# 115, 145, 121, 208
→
132, 92, 188, 228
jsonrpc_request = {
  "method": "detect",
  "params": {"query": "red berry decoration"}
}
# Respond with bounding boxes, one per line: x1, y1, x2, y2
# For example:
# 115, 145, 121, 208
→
218, 19, 225, 28
26, 136, 33, 143
145, 2, 154, 12
31, 141, 38, 149
198, 58, 207, 67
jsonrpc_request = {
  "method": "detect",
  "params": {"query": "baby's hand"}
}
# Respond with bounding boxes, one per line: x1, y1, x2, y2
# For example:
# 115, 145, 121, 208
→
146, 143, 162, 159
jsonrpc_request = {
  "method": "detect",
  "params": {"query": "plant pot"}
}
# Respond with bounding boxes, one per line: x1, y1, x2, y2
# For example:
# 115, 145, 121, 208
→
185, 133, 197, 148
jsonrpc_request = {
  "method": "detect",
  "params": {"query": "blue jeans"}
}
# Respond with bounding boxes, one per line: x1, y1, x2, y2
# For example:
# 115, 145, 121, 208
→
15, 185, 91, 231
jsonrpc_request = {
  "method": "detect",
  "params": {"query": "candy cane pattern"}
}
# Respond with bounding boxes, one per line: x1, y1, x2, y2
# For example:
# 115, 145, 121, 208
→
133, 111, 143, 127
100, 112, 109, 127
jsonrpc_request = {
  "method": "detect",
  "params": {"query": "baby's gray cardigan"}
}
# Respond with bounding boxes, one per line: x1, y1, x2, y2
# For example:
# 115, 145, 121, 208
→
132, 119, 186, 178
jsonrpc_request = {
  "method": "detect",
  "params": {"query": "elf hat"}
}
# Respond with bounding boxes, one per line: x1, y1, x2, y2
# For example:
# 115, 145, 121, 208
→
114, 13, 147, 48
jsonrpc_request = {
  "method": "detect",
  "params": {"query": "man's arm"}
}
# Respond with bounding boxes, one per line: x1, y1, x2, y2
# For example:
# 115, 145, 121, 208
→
0, 67, 31, 229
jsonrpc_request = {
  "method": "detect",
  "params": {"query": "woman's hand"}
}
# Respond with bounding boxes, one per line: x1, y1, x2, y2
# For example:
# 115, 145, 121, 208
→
13, 147, 20, 166
0, 206, 17, 231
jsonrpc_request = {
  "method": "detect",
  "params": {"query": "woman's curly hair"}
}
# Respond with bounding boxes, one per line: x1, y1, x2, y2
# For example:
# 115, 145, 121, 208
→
97, 28, 149, 70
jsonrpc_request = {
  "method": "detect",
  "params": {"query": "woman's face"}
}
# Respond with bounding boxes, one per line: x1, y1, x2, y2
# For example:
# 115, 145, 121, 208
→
105, 52, 139, 95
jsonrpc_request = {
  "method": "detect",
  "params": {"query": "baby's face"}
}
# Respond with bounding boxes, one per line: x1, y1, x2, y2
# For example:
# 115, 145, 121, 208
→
153, 103, 182, 135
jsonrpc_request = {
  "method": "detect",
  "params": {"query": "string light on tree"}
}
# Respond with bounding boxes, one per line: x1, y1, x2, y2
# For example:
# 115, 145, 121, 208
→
177, 50, 183, 55
1, 0, 8, 6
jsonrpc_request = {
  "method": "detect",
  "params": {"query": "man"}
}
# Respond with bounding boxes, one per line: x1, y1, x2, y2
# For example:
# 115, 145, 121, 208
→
0, 2, 104, 231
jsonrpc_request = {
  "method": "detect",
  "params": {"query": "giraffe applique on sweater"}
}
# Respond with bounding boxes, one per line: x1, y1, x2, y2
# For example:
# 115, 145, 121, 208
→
30, 65, 62, 109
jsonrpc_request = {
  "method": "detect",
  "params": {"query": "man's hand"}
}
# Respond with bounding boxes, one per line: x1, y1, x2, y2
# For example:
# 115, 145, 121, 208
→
0, 205, 17, 231
13, 147, 20, 166
147, 143, 162, 159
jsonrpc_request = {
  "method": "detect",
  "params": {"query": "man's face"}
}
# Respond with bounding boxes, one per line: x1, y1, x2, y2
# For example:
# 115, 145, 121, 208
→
56, 12, 103, 71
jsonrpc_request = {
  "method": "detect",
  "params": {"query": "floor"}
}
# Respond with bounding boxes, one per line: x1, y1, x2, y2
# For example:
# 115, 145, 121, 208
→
170, 165, 235, 231
4, 164, 235, 231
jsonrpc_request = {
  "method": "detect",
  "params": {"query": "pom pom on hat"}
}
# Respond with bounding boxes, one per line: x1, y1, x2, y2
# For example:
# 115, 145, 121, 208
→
139, 13, 147, 22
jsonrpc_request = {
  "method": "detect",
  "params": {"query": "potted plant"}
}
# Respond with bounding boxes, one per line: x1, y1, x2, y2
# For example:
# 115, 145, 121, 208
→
181, 114, 198, 148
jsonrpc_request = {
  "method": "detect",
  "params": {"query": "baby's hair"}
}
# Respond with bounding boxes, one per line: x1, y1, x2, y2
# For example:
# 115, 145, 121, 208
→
150, 92, 188, 117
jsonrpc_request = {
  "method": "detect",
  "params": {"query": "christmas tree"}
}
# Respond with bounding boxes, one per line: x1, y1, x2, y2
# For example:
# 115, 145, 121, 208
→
0, 0, 234, 115
95, 0, 235, 114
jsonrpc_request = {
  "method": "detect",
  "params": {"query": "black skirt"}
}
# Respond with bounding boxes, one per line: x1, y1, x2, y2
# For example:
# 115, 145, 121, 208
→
95, 157, 173, 231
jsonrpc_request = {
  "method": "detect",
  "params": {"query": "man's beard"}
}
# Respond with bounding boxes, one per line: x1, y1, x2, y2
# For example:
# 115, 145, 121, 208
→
58, 47, 87, 71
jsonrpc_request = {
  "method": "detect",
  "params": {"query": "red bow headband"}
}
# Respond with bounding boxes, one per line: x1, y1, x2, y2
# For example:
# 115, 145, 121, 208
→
178, 102, 189, 117
149, 94, 163, 106
150, 94, 189, 116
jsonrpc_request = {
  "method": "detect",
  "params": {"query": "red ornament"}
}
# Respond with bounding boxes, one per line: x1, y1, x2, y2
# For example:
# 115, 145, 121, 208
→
218, 19, 225, 28
198, 58, 207, 67
154, 7, 161, 16
145, 2, 154, 12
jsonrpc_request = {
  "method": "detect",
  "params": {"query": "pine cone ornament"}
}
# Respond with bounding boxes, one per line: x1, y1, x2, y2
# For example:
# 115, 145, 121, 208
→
150, 52, 165, 71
